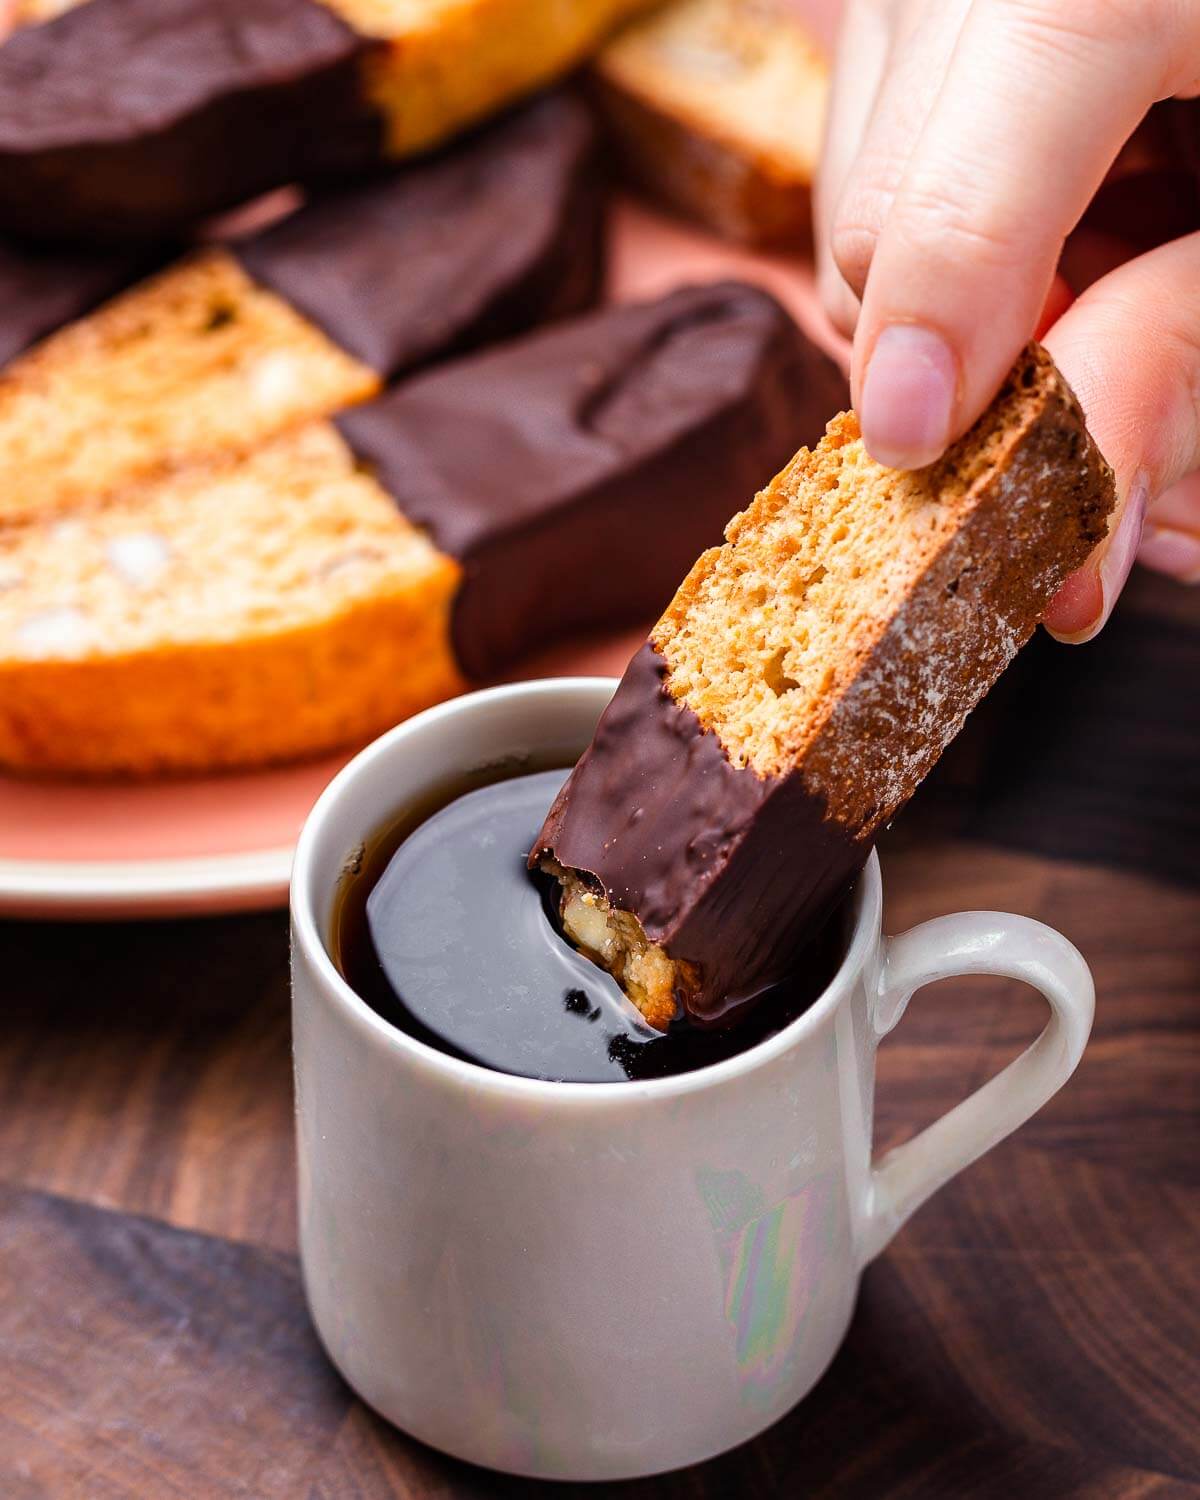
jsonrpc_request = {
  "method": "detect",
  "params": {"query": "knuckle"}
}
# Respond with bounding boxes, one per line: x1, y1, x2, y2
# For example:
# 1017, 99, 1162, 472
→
981, 0, 1151, 43
830, 221, 879, 296
889, 180, 1034, 269
830, 176, 903, 294
980, 0, 1199, 97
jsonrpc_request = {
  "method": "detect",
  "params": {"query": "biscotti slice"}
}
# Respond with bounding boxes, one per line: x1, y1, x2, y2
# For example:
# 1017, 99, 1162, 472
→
592, 0, 828, 246
534, 344, 1117, 1029
0, 424, 464, 776
0, 282, 844, 776
0, 0, 651, 243
0, 92, 603, 525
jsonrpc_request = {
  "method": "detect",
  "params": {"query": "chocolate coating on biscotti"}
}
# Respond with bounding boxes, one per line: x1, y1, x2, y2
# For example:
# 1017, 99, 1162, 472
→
235, 93, 604, 377
0, 238, 158, 367
535, 345, 1116, 1022
536, 642, 865, 1023
0, 0, 381, 245
335, 281, 847, 677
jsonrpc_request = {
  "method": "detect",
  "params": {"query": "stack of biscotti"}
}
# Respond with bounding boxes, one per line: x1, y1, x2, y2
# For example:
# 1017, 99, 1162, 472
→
0, 283, 848, 775
533, 345, 1116, 1029
591, 0, 828, 247
0, 0, 658, 242
0, 92, 603, 525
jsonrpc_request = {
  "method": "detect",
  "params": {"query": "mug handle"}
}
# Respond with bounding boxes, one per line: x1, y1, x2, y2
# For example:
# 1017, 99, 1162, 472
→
858, 911, 1095, 1265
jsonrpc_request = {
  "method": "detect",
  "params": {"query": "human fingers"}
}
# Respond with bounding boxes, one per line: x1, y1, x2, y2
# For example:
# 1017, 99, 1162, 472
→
826, 0, 971, 303
854, 0, 1200, 469
1138, 475, 1200, 584
814, 0, 893, 336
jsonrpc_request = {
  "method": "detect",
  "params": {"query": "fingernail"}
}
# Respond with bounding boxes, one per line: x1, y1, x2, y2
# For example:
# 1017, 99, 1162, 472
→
1137, 523, 1200, 583
1045, 477, 1148, 643
1043, 568, 1105, 643
859, 324, 957, 469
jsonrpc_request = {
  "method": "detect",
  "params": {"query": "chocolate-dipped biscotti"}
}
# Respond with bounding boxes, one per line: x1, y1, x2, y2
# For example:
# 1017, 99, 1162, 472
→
533, 344, 1117, 1029
592, 0, 828, 247
0, 92, 603, 525
0, 282, 844, 775
336, 281, 847, 678
0, 0, 653, 243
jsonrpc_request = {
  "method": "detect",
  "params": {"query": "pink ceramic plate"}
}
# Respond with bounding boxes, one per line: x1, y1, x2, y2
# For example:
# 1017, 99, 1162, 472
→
0, 201, 839, 918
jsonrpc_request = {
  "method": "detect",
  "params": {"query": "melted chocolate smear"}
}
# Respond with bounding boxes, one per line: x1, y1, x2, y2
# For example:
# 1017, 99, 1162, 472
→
357, 770, 844, 1084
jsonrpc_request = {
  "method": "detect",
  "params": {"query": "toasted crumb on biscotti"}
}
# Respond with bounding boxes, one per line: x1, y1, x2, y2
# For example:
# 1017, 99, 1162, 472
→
546, 860, 692, 1031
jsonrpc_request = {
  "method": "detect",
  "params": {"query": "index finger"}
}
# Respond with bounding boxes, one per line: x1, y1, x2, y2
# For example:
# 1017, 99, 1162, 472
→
853, 0, 1200, 470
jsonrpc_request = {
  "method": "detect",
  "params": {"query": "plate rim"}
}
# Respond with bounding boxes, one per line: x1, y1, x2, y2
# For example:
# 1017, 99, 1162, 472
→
0, 846, 293, 918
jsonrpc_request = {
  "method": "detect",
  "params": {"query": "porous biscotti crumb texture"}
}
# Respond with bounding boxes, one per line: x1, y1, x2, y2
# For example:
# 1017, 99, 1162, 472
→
654, 343, 1115, 823
0, 250, 378, 526
0, 422, 463, 775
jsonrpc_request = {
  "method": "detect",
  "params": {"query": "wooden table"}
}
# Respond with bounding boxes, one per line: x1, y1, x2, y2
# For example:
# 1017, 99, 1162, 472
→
2, 572, 1197, 1499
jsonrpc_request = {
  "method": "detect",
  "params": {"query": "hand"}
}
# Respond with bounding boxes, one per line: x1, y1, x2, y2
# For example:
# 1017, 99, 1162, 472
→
814, 0, 1200, 639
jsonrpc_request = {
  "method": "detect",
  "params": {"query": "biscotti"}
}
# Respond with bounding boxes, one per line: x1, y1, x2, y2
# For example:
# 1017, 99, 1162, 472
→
0, 282, 845, 775
0, 92, 603, 525
534, 344, 1117, 1029
336, 281, 847, 677
592, 0, 828, 246
0, 425, 464, 775
0, 0, 651, 243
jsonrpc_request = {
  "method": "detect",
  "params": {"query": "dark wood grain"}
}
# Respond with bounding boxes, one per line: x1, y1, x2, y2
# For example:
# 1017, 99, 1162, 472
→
0, 575, 1197, 1497
0, 912, 296, 1251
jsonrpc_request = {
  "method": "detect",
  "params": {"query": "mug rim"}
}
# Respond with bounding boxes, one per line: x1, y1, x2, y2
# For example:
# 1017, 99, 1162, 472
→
290, 676, 883, 1107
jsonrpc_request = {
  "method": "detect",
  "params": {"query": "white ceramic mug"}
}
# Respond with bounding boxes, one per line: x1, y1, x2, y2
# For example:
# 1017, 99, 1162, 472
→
290, 678, 1095, 1482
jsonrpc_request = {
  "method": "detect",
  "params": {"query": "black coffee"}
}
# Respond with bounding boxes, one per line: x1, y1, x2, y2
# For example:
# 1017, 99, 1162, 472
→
334, 768, 846, 1084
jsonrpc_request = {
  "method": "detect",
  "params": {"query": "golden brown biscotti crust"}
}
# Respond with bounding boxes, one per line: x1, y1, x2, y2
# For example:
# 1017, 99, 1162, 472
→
0, 423, 463, 776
